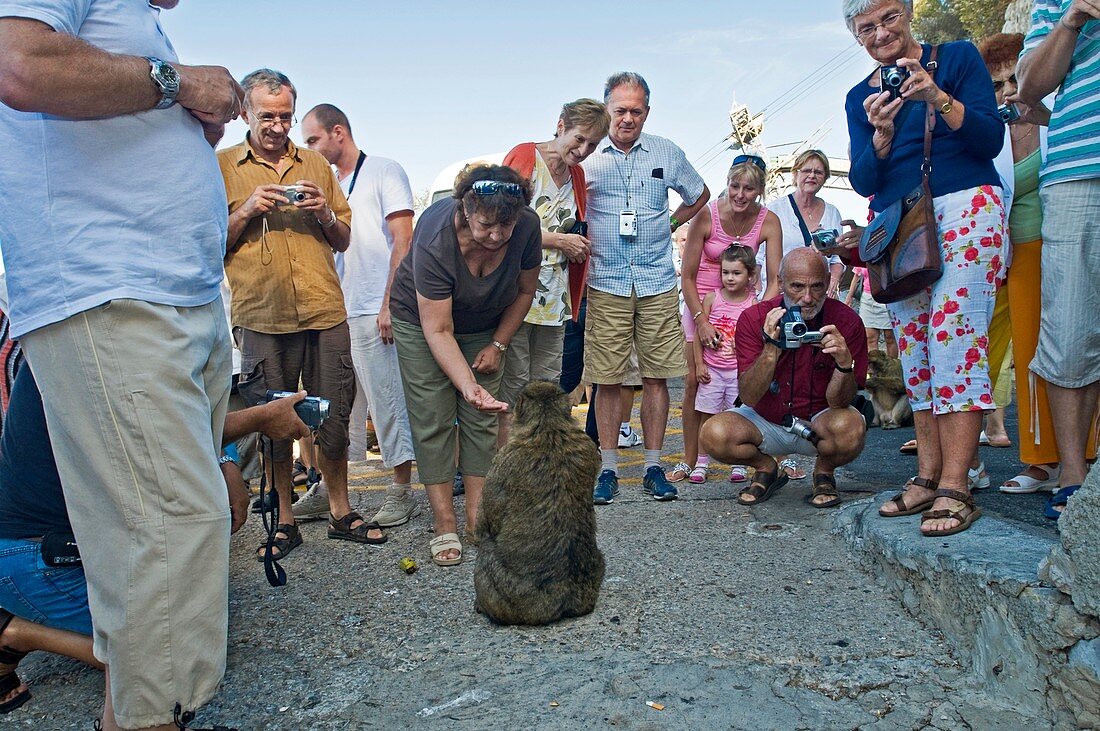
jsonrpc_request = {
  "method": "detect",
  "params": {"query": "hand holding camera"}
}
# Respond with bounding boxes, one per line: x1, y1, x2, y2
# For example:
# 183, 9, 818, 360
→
556, 221, 591, 263
240, 183, 294, 219
893, 57, 942, 104
817, 324, 854, 371
283, 179, 328, 216
262, 390, 320, 435
777, 305, 824, 349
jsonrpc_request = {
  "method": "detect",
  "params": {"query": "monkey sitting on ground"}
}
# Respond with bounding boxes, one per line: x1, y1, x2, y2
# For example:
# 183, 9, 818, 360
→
474, 380, 604, 626
865, 350, 913, 429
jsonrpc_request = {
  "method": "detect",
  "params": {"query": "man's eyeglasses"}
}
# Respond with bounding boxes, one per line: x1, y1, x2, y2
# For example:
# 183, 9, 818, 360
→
255, 113, 296, 128
471, 180, 524, 198
732, 154, 767, 172
854, 11, 905, 42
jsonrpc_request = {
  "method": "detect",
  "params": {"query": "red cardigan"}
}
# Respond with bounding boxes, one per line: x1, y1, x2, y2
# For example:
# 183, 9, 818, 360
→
503, 142, 588, 322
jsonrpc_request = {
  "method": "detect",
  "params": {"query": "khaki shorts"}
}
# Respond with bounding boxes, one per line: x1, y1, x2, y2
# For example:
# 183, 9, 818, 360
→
21, 298, 232, 728
499, 322, 565, 406
583, 287, 686, 384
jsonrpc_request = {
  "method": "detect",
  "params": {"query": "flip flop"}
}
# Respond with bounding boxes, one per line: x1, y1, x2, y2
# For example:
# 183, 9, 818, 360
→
778, 458, 807, 480
1000, 464, 1060, 494
737, 458, 789, 505
668, 462, 691, 483
921, 488, 982, 537
879, 476, 939, 517
979, 430, 1011, 448
1044, 485, 1081, 521
899, 439, 918, 455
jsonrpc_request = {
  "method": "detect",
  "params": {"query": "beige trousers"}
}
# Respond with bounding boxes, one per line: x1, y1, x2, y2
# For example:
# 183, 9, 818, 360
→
21, 298, 232, 729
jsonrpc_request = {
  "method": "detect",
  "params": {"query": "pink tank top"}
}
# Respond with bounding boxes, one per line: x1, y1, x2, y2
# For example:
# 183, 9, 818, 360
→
702, 292, 756, 370
696, 200, 769, 299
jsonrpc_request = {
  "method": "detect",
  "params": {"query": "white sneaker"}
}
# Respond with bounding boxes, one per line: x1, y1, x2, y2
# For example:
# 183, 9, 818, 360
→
618, 426, 642, 448
292, 480, 330, 521
370, 485, 422, 528
967, 462, 991, 491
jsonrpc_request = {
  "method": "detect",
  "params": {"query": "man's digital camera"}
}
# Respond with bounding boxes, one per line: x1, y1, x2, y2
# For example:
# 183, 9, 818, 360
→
997, 103, 1020, 124
282, 185, 309, 203
266, 390, 330, 430
810, 228, 840, 251
781, 415, 820, 447
779, 305, 824, 349
879, 65, 909, 100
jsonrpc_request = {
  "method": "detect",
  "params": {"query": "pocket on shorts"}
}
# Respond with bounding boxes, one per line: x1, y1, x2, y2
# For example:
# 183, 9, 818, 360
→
337, 353, 356, 419
131, 389, 180, 504
237, 356, 267, 408
0, 576, 48, 625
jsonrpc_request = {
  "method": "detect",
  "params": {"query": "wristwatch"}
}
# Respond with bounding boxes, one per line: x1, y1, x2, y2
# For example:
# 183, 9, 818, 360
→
491, 340, 508, 353
145, 56, 180, 110
938, 94, 954, 116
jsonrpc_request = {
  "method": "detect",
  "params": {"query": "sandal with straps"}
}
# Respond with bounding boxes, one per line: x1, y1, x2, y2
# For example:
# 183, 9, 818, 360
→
879, 477, 939, 517
328, 510, 388, 545
737, 457, 789, 506
921, 488, 982, 537
0, 609, 30, 714
806, 473, 842, 509
254, 523, 302, 562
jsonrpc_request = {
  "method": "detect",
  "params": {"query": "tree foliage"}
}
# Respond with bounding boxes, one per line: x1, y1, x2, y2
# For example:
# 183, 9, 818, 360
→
912, 0, 1012, 43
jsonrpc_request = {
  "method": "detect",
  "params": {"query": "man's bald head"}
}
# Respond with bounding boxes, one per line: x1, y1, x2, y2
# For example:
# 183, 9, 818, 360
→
778, 248, 830, 319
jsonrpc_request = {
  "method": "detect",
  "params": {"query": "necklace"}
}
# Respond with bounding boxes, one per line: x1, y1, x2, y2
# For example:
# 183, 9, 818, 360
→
724, 201, 757, 241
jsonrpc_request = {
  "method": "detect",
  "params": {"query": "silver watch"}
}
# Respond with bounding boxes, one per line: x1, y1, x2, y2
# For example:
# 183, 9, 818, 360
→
491, 340, 508, 353
145, 56, 180, 110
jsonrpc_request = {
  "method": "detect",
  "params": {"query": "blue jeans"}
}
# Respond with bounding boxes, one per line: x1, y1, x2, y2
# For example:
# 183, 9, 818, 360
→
0, 537, 91, 635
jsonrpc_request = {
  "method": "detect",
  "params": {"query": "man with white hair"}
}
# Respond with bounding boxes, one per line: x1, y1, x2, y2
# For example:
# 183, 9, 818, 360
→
700, 248, 868, 509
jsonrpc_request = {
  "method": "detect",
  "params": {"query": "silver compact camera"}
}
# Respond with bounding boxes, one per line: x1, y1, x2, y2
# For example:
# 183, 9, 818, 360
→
810, 228, 840, 251
282, 186, 309, 203
779, 305, 824, 349
997, 103, 1020, 124
879, 65, 909, 100
781, 415, 820, 446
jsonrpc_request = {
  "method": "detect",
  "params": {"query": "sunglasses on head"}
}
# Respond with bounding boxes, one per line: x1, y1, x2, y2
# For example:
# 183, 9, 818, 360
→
732, 154, 766, 172
471, 180, 524, 197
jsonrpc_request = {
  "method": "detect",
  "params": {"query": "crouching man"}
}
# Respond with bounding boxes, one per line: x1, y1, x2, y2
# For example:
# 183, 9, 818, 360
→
700, 248, 868, 507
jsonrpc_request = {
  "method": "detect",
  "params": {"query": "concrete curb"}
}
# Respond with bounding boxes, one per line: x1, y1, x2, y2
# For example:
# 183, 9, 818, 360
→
834, 495, 1100, 730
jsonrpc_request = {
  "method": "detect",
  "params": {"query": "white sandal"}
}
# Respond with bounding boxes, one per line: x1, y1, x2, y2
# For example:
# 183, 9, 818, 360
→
688, 465, 708, 484
967, 461, 991, 491
429, 532, 463, 566
1000, 464, 1060, 494
668, 461, 691, 483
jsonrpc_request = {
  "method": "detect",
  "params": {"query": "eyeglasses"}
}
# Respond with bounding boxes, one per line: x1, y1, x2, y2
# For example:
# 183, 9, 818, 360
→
471, 180, 524, 197
732, 154, 767, 172
854, 11, 905, 43
797, 167, 827, 177
255, 113, 296, 128
991, 74, 1017, 93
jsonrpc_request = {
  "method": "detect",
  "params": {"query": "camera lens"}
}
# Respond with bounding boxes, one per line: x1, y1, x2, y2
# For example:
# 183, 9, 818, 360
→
790, 322, 807, 337
884, 68, 903, 86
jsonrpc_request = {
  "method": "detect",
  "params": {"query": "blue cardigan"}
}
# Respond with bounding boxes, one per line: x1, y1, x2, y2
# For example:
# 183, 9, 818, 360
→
845, 41, 1004, 212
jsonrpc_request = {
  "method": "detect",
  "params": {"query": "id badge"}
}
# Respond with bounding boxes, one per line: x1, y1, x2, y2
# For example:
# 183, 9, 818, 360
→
619, 209, 637, 238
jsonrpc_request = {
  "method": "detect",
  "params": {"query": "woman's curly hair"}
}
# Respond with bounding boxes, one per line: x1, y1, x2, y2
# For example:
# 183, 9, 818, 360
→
977, 33, 1024, 72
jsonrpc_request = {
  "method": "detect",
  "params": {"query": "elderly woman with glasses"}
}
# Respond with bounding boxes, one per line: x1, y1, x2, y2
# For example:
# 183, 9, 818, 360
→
767, 150, 846, 298
389, 165, 541, 565
673, 154, 782, 484
843, 0, 1005, 537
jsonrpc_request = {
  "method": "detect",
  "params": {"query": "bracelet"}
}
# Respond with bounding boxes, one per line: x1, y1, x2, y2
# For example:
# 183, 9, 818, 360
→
692, 311, 704, 321
670, 215, 681, 232
218, 453, 237, 465
835, 363, 855, 373
318, 209, 337, 228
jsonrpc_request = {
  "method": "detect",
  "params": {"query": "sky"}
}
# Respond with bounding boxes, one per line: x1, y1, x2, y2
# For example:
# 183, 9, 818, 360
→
160, 0, 879, 218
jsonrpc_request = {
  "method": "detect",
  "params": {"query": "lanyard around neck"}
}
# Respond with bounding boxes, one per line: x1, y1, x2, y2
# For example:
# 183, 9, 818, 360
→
346, 151, 367, 195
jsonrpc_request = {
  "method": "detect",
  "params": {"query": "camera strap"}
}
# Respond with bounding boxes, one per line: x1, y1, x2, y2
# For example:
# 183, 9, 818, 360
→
787, 194, 813, 246
346, 151, 367, 195
258, 437, 287, 588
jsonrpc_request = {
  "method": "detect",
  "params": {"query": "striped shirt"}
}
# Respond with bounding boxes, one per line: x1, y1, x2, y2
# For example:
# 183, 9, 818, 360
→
1022, 1, 1100, 187
582, 133, 706, 298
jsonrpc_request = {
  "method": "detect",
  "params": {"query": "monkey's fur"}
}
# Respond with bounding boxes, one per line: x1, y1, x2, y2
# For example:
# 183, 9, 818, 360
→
473, 380, 604, 626
865, 350, 913, 429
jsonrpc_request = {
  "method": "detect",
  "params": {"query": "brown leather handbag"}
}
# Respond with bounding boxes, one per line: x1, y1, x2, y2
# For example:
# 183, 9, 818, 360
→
858, 46, 943, 304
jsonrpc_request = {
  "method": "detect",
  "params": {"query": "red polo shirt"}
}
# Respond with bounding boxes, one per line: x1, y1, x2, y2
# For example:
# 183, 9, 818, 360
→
735, 295, 868, 424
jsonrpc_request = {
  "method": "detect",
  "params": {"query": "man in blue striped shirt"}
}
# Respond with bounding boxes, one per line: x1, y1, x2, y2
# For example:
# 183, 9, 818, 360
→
581, 72, 710, 505
1018, 0, 1100, 515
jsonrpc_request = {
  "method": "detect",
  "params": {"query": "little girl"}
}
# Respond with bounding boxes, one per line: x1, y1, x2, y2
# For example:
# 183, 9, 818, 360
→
690, 245, 758, 483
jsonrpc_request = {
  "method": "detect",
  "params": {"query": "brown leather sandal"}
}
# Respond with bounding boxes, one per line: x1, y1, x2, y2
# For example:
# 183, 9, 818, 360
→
920, 488, 982, 537
806, 473, 842, 508
879, 477, 939, 517
328, 510, 388, 545
737, 457, 789, 505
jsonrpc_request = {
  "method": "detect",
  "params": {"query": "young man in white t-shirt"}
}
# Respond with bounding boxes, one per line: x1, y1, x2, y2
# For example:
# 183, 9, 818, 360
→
300, 104, 420, 527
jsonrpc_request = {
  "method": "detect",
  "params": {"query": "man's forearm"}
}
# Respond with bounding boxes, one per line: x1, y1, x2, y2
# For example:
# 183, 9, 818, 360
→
737, 347, 779, 406
0, 19, 159, 116
672, 185, 711, 228
223, 408, 262, 445
825, 372, 857, 409
1018, 21, 1080, 104
321, 219, 351, 253
226, 208, 252, 252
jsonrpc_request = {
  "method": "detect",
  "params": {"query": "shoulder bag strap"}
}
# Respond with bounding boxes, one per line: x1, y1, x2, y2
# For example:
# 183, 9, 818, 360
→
787, 193, 813, 245
921, 45, 940, 193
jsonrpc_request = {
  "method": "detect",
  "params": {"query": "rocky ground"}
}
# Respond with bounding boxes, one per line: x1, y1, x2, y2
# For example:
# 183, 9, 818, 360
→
7, 383, 1053, 730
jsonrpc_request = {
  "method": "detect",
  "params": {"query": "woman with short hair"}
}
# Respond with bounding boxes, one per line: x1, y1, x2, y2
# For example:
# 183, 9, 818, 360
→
390, 165, 541, 565
498, 98, 610, 444
843, 0, 1006, 536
